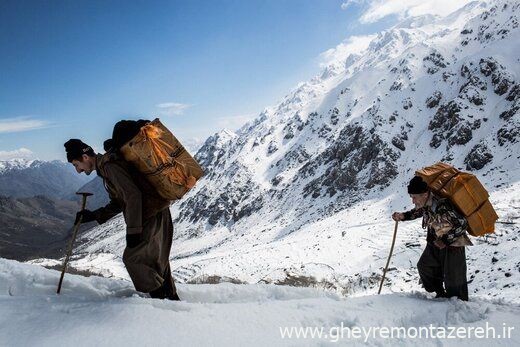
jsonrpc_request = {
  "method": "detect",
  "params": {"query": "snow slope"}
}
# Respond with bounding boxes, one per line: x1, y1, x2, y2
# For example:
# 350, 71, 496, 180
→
50, 179, 518, 304
1, 258, 519, 346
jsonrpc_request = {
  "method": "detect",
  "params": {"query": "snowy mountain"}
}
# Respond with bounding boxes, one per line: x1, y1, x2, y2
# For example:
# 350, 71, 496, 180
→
179, 0, 518, 234
0, 158, 35, 172
58, 0, 519, 301
0, 158, 90, 199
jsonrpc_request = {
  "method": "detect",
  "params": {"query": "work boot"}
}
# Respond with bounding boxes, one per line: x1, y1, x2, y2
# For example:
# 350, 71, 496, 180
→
162, 266, 180, 301
435, 290, 447, 298
149, 280, 180, 301
163, 276, 180, 301
169, 292, 181, 301
149, 285, 166, 299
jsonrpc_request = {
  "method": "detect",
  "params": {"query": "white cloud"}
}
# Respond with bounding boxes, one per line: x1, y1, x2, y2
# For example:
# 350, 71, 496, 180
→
354, 0, 474, 23
216, 113, 255, 131
319, 34, 377, 67
155, 102, 192, 116
180, 137, 205, 154
341, 0, 363, 11
0, 117, 49, 134
0, 148, 34, 160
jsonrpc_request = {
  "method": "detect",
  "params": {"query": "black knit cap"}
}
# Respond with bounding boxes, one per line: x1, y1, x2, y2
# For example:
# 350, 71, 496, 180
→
111, 119, 150, 150
407, 176, 429, 194
64, 139, 94, 162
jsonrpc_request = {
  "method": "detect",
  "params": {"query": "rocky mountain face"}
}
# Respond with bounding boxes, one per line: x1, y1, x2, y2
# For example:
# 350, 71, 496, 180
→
174, 0, 519, 236
0, 159, 90, 199
69, 0, 519, 299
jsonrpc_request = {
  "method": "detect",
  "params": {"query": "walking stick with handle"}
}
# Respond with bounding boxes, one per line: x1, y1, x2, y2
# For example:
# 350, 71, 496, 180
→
57, 192, 93, 294
378, 220, 399, 294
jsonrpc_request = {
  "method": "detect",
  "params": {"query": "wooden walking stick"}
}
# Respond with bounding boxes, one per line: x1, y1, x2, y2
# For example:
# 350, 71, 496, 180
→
57, 192, 92, 294
378, 220, 399, 294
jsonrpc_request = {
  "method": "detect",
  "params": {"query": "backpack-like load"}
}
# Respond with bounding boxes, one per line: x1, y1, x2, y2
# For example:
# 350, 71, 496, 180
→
118, 118, 204, 201
416, 162, 498, 236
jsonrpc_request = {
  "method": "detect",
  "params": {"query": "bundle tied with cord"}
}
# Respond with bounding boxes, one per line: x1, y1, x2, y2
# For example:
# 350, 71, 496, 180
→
416, 162, 498, 236
120, 118, 204, 201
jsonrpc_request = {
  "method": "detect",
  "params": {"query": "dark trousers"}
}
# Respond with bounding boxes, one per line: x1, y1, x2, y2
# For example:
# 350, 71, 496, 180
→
123, 208, 177, 296
417, 243, 468, 301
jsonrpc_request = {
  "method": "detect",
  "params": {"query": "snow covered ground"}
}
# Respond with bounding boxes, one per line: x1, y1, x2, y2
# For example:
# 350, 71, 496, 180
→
1, 258, 519, 346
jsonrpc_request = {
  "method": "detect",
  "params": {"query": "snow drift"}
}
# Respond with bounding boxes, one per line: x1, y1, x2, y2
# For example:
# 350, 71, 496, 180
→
1, 258, 519, 346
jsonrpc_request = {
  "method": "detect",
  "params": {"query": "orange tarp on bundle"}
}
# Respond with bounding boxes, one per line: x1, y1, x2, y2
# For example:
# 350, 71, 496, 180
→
416, 162, 497, 236
467, 200, 498, 236
120, 118, 204, 201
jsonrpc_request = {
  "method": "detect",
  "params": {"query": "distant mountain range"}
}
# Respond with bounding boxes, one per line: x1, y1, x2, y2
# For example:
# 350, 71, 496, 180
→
0, 159, 91, 199
0, 159, 103, 260
73, 176, 110, 211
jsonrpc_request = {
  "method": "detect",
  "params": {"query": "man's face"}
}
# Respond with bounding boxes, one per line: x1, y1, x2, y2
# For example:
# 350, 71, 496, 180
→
410, 192, 429, 209
71, 155, 94, 175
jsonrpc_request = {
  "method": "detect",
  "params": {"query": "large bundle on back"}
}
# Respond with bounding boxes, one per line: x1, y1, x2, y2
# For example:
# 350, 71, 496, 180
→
115, 118, 204, 201
416, 162, 498, 236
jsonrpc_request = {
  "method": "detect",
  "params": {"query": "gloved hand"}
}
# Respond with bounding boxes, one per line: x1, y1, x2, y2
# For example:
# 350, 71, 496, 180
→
126, 233, 143, 248
392, 212, 405, 221
75, 210, 96, 225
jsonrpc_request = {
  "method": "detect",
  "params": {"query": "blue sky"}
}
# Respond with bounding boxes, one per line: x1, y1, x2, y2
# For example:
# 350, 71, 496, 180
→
0, 0, 469, 161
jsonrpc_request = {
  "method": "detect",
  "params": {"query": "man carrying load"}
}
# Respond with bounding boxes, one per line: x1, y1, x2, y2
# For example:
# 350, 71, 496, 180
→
392, 163, 498, 301
392, 176, 472, 301
63, 119, 203, 300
